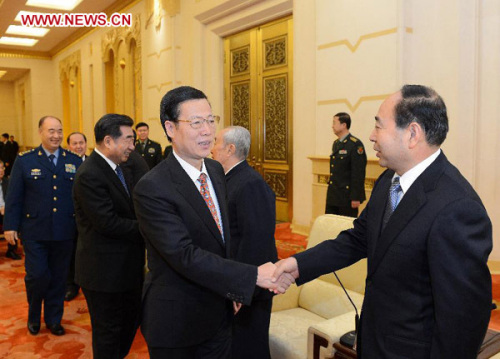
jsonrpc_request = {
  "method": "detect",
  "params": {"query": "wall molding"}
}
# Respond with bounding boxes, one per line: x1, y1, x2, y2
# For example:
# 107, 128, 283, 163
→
317, 93, 392, 112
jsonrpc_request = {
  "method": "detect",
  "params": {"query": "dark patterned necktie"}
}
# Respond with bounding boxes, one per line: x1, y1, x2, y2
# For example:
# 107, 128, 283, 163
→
382, 176, 402, 229
115, 166, 129, 196
48, 154, 56, 168
197, 173, 222, 235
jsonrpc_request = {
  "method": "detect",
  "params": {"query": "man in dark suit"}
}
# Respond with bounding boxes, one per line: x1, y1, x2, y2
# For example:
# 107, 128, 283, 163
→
0, 160, 20, 260
10, 135, 19, 155
4, 116, 82, 336
1, 133, 16, 177
325, 113, 367, 217
64, 132, 88, 301
134, 122, 163, 169
274, 85, 492, 358
212, 126, 278, 359
73, 114, 145, 359
133, 86, 292, 359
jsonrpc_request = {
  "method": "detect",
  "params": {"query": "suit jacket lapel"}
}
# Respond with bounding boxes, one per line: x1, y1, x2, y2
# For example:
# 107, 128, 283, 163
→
91, 151, 132, 203
369, 152, 447, 276
169, 156, 225, 249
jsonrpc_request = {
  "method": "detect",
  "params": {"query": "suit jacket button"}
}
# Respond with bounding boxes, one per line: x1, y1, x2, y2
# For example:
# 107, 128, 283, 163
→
53, 208, 57, 212
26, 214, 30, 218
53, 175, 57, 179
53, 186, 57, 190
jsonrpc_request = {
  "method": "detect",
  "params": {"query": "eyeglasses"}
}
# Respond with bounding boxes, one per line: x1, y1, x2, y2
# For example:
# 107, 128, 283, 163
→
177, 115, 220, 129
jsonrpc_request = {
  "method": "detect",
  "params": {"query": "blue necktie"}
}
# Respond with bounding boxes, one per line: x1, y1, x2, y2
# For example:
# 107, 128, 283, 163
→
115, 166, 129, 196
48, 154, 56, 168
382, 176, 402, 228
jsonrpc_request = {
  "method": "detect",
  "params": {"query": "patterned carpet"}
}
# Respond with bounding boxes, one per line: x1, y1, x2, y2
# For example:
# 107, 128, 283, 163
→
1, 230, 498, 358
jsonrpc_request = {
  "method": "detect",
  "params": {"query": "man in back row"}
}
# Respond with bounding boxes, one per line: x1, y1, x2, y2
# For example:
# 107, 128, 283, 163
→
212, 126, 278, 359
133, 86, 292, 358
274, 85, 492, 358
134, 122, 163, 169
325, 112, 367, 218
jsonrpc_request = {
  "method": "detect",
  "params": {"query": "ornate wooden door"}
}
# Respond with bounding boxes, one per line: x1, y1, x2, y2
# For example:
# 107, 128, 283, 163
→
224, 16, 293, 222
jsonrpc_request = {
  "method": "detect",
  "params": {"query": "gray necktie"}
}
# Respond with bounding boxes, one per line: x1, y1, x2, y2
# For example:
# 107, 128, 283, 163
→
382, 176, 402, 228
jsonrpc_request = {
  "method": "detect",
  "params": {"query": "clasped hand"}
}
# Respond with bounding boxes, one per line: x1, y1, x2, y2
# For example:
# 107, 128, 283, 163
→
256, 257, 300, 294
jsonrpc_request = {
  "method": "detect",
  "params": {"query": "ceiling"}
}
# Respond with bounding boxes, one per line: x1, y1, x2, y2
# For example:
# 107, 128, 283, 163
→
0, 0, 136, 82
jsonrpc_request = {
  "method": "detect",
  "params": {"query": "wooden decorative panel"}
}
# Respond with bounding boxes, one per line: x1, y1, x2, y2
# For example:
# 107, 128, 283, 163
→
264, 36, 286, 69
264, 171, 288, 200
231, 82, 250, 130
231, 46, 250, 76
264, 76, 287, 161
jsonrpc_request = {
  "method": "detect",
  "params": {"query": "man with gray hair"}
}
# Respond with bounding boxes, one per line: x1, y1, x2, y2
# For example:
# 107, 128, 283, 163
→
212, 126, 278, 359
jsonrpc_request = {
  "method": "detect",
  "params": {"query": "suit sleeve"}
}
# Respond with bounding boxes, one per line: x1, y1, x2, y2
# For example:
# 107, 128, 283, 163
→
350, 143, 367, 202
134, 179, 258, 306
427, 198, 492, 358
294, 206, 369, 285
73, 169, 140, 240
154, 143, 163, 167
3, 158, 24, 231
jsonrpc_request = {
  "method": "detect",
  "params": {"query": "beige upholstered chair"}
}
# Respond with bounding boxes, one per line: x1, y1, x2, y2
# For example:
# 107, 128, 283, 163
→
269, 214, 367, 359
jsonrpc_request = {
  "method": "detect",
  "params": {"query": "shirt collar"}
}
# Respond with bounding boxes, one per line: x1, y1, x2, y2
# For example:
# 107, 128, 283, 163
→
173, 150, 207, 182
225, 160, 245, 175
338, 132, 350, 142
94, 147, 118, 171
395, 149, 441, 194
42, 147, 60, 159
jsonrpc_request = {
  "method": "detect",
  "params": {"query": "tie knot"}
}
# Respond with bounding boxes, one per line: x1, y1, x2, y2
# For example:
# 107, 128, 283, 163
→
198, 173, 207, 185
49, 154, 55, 160
391, 176, 401, 191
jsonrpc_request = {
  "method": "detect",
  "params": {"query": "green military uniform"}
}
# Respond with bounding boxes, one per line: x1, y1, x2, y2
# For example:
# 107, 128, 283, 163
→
325, 133, 367, 217
134, 139, 163, 170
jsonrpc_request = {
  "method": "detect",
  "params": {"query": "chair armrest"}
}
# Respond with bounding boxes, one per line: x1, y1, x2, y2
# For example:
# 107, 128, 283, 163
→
271, 283, 301, 312
307, 311, 358, 359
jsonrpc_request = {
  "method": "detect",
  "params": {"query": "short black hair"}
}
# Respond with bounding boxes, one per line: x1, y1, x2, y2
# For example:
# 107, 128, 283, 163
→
94, 113, 134, 144
66, 131, 87, 144
334, 112, 351, 130
1, 133, 9, 139
38, 116, 61, 128
135, 122, 148, 130
395, 85, 448, 146
160, 86, 208, 141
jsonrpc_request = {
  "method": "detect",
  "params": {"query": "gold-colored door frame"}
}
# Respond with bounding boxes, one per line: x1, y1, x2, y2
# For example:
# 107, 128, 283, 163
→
224, 16, 293, 222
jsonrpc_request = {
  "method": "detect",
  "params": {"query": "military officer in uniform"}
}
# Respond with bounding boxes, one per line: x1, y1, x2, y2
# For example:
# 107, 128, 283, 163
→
4, 116, 82, 336
325, 112, 367, 217
134, 122, 163, 169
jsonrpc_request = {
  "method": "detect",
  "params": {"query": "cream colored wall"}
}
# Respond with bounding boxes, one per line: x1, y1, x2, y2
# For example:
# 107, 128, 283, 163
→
0, 82, 17, 137
0, 57, 54, 147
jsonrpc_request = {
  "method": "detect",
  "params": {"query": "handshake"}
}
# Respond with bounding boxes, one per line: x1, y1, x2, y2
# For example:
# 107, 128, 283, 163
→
256, 257, 299, 294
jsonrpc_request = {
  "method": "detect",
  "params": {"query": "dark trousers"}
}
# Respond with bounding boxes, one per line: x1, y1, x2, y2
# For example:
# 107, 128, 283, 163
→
232, 298, 272, 359
82, 287, 142, 359
325, 204, 358, 218
148, 311, 232, 359
66, 238, 79, 291
23, 239, 74, 324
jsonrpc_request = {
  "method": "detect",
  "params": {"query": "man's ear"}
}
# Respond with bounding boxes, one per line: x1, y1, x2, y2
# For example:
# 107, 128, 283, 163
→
164, 121, 175, 139
227, 143, 236, 156
408, 122, 423, 148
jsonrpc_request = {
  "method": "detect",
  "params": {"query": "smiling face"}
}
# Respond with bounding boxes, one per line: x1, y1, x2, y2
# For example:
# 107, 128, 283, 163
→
136, 126, 149, 142
106, 126, 135, 165
165, 98, 214, 169
39, 117, 63, 153
369, 92, 409, 173
68, 133, 87, 156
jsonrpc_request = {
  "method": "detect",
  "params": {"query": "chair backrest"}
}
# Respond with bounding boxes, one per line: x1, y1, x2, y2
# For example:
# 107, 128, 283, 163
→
306, 214, 367, 294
